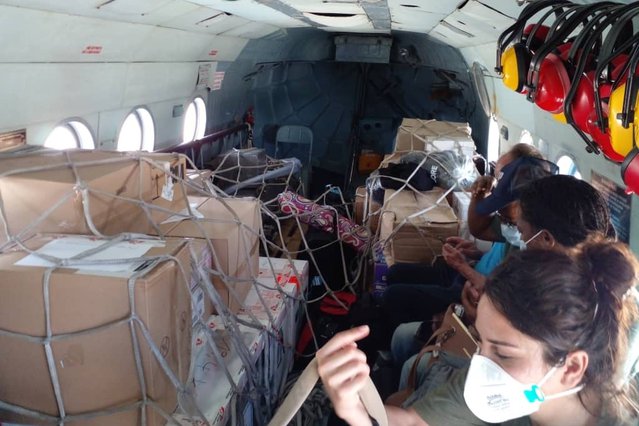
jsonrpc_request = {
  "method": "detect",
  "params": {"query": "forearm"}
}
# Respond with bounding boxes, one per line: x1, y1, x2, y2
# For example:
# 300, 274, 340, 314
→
457, 263, 486, 287
386, 405, 430, 426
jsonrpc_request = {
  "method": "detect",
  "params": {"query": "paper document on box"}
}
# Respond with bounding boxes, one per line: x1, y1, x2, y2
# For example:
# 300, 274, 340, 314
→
15, 236, 165, 275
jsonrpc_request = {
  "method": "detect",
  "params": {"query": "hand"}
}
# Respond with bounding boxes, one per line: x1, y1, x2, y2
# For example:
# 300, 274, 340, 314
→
442, 243, 469, 271
461, 282, 478, 324
317, 326, 372, 425
445, 237, 481, 259
470, 176, 495, 198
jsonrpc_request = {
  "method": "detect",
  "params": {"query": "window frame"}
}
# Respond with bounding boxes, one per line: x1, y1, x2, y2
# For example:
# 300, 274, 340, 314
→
556, 153, 582, 180
116, 107, 155, 152
182, 96, 207, 145
44, 119, 95, 150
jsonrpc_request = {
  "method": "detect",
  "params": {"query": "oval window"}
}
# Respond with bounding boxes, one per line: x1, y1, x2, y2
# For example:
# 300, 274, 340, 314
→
194, 97, 207, 140
487, 117, 500, 162
117, 107, 155, 152
556, 155, 582, 179
182, 97, 207, 144
44, 121, 95, 150
519, 129, 533, 145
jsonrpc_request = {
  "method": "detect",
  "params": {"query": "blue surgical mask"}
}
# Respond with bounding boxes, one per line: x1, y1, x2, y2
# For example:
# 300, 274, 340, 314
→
500, 223, 525, 249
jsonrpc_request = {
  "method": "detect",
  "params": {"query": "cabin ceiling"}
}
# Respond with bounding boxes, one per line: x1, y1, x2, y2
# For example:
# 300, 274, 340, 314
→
0, 0, 524, 43
2, 0, 627, 45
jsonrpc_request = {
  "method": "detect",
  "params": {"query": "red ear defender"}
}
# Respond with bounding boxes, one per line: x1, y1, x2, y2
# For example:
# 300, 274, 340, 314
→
621, 147, 639, 194
534, 51, 572, 113
585, 111, 625, 161
526, 3, 618, 113
570, 71, 596, 133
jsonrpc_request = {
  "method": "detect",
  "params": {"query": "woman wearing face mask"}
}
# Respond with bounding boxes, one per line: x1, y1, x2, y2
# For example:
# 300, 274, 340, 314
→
317, 240, 639, 425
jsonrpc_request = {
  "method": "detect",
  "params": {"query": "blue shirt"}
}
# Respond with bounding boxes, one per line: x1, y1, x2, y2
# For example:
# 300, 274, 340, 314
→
474, 242, 508, 276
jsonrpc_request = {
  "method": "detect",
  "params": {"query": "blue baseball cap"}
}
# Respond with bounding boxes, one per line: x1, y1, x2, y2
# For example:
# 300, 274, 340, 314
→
475, 156, 559, 215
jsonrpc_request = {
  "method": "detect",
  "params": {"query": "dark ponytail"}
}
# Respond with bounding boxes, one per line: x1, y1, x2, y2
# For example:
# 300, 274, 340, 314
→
576, 240, 639, 420
484, 238, 639, 421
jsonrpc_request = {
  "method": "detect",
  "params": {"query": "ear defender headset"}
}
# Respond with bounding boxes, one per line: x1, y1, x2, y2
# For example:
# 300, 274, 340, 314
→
526, 3, 618, 115
496, 0, 572, 93
563, 3, 633, 158
621, 147, 639, 194
608, 44, 639, 157
593, 4, 639, 159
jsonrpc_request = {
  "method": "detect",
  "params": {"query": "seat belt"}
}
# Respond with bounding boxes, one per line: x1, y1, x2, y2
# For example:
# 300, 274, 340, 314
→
268, 357, 388, 426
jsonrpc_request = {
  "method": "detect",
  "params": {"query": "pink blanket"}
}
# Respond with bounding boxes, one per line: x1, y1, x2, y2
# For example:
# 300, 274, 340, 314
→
278, 191, 369, 253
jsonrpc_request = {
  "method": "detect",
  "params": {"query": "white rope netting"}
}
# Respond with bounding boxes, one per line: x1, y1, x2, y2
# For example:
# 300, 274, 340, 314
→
0, 136, 476, 426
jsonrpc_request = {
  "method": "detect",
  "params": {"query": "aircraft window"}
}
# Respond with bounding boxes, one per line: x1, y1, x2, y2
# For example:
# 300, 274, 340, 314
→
44, 121, 95, 150
519, 129, 533, 145
487, 117, 500, 162
182, 98, 207, 144
117, 108, 155, 152
194, 98, 207, 140
182, 102, 197, 144
557, 155, 582, 180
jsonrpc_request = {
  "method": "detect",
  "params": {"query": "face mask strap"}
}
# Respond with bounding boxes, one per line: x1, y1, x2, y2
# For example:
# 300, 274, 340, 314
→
527, 361, 585, 403
544, 384, 584, 401
536, 365, 558, 387
524, 229, 544, 246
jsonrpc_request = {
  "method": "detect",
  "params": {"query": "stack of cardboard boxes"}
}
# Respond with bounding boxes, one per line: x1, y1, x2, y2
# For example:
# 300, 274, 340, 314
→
355, 119, 476, 296
177, 257, 309, 425
0, 150, 261, 425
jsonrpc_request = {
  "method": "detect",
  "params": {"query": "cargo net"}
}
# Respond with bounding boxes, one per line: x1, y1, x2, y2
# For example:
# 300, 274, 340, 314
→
362, 149, 479, 273
0, 148, 376, 426
0, 144, 480, 426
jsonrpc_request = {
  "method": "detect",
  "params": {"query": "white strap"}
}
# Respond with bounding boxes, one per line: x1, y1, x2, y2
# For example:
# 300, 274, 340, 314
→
268, 358, 388, 426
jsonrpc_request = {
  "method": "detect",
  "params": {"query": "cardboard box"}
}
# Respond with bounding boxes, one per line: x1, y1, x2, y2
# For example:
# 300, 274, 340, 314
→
185, 169, 214, 196
0, 235, 197, 425
394, 119, 475, 156
354, 186, 382, 233
156, 196, 261, 313
380, 188, 459, 265
0, 150, 187, 249
176, 258, 309, 426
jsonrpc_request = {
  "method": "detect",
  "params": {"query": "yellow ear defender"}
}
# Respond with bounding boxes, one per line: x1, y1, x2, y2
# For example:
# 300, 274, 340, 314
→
608, 81, 639, 157
501, 44, 530, 92
496, 1, 572, 93
552, 112, 567, 123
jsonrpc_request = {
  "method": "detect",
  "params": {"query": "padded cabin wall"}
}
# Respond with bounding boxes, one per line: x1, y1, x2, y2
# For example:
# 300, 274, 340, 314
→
221, 29, 481, 176
0, 5, 248, 149
461, 43, 639, 254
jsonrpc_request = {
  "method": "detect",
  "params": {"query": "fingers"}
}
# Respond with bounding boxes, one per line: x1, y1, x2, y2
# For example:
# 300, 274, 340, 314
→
317, 325, 369, 359
322, 356, 370, 391
471, 176, 495, 196
446, 236, 463, 245
469, 287, 481, 302
318, 345, 367, 377
446, 236, 473, 250
442, 243, 456, 256
335, 371, 370, 397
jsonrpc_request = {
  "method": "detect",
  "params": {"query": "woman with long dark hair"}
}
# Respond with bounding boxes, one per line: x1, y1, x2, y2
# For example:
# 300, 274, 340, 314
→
317, 239, 639, 425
